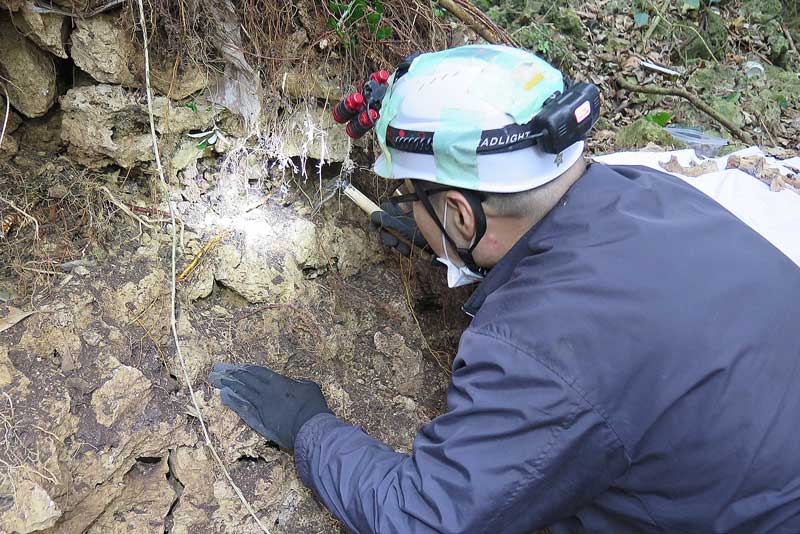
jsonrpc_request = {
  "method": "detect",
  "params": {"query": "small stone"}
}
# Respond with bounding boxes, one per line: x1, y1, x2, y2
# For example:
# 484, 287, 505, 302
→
91, 361, 152, 426
47, 183, 69, 199
73, 265, 90, 276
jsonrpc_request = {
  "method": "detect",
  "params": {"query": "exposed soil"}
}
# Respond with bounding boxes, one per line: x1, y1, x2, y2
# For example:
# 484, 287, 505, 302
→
1, 0, 797, 532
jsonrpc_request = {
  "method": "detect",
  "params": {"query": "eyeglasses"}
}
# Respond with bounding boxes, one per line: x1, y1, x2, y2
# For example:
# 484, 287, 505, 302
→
386, 185, 455, 206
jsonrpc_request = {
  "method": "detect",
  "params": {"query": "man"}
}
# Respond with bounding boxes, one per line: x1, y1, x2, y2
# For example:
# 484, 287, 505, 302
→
210, 46, 800, 533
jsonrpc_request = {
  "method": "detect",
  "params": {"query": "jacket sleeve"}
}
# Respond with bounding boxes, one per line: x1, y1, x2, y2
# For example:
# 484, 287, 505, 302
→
294, 328, 630, 534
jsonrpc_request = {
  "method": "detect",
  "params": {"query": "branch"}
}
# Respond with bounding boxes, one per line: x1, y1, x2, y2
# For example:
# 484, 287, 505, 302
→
437, 0, 520, 47
615, 75, 755, 146
0, 195, 39, 240
784, 24, 798, 58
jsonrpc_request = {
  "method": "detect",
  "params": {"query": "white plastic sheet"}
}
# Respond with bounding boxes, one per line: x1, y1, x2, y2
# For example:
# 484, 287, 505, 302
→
593, 147, 800, 268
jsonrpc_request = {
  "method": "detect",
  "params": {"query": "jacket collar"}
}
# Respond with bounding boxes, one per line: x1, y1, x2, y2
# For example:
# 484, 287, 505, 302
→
462, 207, 555, 317
460, 163, 592, 317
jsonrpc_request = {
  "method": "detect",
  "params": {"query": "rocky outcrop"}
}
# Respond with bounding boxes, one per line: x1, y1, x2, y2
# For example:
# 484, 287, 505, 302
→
280, 104, 351, 162
70, 13, 138, 86
12, 3, 69, 58
59, 84, 217, 169
84, 458, 177, 534
0, 14, 58, 117
0, 478, 61, 534
71, 11, 207, 98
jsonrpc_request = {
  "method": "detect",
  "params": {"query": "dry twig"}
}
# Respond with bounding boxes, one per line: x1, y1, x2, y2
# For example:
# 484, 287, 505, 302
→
135, 1, 270, 532
784, 25, 799, 58
0, 196, 40, 240
177, 232, 228, 282
615, 75, 755, 145
100, 186, 154, 229
437, 0, 520, 46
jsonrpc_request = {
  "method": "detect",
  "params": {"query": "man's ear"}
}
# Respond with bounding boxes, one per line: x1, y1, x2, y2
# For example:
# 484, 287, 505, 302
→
444, 191, 476, 245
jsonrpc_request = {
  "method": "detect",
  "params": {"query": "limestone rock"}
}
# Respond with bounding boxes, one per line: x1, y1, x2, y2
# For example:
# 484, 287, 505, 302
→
213, 215, 316, 304
175, 313, 213, 384
280, 105, 351, 162
0, 131, 18, 159
50, 415, 196, 534
86, 457, 176, 534
0, 478, 61, 533
151, 59, 209, 100
374, 330, 423, 396
170, 138, 206, 178
71, 13, 138, 86
281, 70, 342, 101
12, 2, 69, 58
0, 95, 23, 134
198, 392, 267, 462
169, 447, 217, 534
71, 12, 207, 98
60, 84, 217, 169
1, 336, 30, 399
0, 14, 58, 117
91, 359, 152, 426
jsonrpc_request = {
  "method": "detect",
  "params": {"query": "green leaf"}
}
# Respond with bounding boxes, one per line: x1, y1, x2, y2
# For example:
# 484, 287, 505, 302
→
366, 12, 381, 31
330, 2, 348, 14
327, 16, 338, 29
723, 91, 741, 103
184, 102, 198, 112
633, 11, 649, 28
645, 111, 672, 127
776, 95, 789, 109
683, 0, 700, 9
196, 140, 209, 150
375, 25, 392, 39
373, 0, 384, 14
345, 5, 365, 25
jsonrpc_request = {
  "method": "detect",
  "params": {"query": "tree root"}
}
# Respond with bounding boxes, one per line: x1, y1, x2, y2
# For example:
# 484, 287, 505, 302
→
615, 75, 755, 146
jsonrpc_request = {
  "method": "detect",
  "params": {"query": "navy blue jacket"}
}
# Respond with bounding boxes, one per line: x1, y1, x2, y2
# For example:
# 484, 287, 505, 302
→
295, 163, 800, 533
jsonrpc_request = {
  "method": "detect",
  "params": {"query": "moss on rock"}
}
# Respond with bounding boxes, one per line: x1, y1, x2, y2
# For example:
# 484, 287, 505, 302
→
614, 118, 681, 150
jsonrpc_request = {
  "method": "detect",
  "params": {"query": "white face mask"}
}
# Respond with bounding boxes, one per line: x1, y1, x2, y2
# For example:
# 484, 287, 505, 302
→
436, 202, 485, 288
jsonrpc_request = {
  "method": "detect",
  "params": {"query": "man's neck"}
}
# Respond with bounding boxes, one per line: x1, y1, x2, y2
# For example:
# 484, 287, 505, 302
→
492, 157, 587, 253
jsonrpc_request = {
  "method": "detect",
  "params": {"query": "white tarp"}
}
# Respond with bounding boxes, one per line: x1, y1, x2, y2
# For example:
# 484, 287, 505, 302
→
593, 147, 800, 268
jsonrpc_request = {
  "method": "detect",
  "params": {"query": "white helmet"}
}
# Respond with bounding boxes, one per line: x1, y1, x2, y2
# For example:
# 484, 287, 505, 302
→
373, 45, 596, 193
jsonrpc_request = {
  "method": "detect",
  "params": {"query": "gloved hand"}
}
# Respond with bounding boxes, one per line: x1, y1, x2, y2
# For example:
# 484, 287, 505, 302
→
209, 363, 332, 450
369, 202, 429, 256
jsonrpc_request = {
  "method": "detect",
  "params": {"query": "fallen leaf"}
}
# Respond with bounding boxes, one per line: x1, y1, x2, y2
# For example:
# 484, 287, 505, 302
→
0, 307, 34, 334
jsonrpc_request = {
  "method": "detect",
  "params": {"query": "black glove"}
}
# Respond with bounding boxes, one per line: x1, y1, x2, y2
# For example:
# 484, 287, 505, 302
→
369, 201, 429, 257
209, 363, 332, 450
